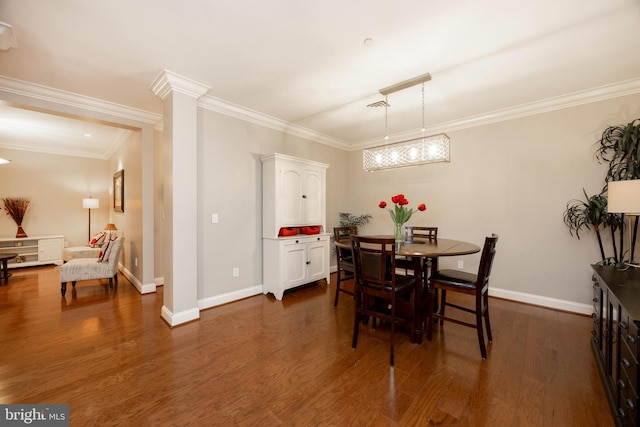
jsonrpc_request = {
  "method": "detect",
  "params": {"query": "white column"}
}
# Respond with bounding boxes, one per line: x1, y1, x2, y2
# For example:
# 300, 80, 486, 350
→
151, 70, 210, 326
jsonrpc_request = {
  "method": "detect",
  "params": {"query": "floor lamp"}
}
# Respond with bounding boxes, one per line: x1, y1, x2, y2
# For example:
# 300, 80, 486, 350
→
82, 197, 99, 242
608, 180, 640, 266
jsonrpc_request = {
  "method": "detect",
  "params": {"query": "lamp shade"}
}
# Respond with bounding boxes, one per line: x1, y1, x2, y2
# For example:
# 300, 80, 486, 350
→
103, 223, 118, 231
608, 180, 640, 215
82, 198, 99, 209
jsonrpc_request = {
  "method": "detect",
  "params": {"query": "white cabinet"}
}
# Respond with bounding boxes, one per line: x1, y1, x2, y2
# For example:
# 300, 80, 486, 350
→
261, 153, 330, 300
263, 235, 330, 300
261, 153, 328, 238
0, 235, 64, 268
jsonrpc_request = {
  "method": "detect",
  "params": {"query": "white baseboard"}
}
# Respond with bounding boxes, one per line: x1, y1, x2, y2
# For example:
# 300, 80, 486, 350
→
118, 263, 156, 294
161, 305, 200, 327
198, 285, 264, 311
489, 286, 592, 315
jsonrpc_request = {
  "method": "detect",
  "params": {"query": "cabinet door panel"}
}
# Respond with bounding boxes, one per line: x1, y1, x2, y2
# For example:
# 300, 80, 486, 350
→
38, 238, 62, 262
284, 243, 306, 287
280, 168, 303, 225
303, 170, 323, 224
307, 240, 328, 282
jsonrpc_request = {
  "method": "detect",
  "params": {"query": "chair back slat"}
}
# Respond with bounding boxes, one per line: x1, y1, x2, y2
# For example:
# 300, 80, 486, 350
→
476, 234, 498, 288
353, 236, 397, 290
334, 226, 358, 242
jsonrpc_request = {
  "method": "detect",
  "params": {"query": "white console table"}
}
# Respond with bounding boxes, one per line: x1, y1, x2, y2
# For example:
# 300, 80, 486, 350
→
0, 235, 64, 268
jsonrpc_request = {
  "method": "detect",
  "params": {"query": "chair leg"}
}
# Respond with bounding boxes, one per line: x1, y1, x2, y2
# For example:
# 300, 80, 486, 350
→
426, 288, 434, 341
334, 269, 342, 307
390, 305, 395, 366
352, 291, 361, 349
476, 297, 487, 359
72, 281, 76, 287
61, 282, 66, 297
109, 277, 113, 288
484, 291, 493, 343
439, 289, 447, 325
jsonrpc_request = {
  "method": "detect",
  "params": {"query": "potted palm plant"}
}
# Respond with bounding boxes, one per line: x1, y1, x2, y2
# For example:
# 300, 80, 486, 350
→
564, 118, 640, 264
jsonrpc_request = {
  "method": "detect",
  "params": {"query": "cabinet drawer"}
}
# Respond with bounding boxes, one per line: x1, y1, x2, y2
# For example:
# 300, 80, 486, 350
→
621, 312, 639, 361
618, 373, 638, 426
620, 342, 638, 396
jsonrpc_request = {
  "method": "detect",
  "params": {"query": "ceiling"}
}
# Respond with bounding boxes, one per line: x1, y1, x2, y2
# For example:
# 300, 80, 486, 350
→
1, 0, 640, 157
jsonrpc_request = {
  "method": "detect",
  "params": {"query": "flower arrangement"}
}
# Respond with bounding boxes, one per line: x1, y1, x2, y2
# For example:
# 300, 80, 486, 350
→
379, 193, 426, 242
2, 197, 31, 238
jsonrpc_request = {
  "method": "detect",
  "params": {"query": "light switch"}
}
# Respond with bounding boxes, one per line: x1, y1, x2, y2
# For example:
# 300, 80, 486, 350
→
211, 213, 219, 224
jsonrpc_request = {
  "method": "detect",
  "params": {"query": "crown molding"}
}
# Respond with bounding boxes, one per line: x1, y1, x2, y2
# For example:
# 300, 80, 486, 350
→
150, 69, 211, 100
353, 77, 640, 151
198, 94, 350, 150
0, 75, 162, 125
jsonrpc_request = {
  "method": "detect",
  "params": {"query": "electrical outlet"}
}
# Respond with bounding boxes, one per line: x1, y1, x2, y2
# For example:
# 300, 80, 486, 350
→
457, 260, 464, 269
233, 267, 239, 277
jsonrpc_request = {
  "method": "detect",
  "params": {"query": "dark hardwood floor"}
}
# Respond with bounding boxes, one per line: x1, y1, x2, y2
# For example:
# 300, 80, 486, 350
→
0, 265, 613, 426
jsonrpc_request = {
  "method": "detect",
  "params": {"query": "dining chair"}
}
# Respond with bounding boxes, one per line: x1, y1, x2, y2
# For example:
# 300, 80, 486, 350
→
397, 226, 438, 277
352, 236, 417, 366
333, 226, 358, 306
426, 234, 498, 359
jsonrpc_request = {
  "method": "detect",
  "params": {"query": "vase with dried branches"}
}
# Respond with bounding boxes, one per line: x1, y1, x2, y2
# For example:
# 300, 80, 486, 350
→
2, 197, 31, 238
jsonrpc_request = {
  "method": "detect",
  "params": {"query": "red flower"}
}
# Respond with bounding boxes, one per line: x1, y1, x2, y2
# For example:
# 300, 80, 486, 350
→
379, 193, 426, 225
391, 194, 404, 204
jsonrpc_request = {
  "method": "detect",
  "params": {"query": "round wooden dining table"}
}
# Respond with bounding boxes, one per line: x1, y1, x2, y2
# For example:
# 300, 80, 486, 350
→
337, 236, 480, 343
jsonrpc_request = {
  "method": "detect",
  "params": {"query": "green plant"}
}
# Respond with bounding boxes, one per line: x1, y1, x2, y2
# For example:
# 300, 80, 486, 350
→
563, 189, 621, 263
564, 118, 640, 265
596, 118, 640, 261
338, 212, 372, 228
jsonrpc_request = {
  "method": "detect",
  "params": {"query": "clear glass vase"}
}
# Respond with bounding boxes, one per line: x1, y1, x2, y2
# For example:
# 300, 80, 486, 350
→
394, 222, 405, 245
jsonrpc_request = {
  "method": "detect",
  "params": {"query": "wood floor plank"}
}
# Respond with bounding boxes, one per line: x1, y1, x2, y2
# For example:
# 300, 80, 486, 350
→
0, 267, 614, 426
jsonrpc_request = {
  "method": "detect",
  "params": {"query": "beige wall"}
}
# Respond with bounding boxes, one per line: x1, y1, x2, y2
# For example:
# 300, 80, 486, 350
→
0, 147, 110, 246
196, 109, 349, 300
110, 130, 143, 279
347, 92, 640, 309
0, 131, 145, 286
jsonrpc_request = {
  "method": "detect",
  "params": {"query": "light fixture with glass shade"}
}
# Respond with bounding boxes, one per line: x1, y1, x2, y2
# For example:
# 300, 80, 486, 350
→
608, 179, 640, 266
363, 72, 450, 172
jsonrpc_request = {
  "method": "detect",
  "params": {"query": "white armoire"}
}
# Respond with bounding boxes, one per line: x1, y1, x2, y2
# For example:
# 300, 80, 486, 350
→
261, 153, 330, 300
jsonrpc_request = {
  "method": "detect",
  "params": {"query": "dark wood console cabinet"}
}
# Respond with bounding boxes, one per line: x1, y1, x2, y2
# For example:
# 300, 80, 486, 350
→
592, 265, 640, 426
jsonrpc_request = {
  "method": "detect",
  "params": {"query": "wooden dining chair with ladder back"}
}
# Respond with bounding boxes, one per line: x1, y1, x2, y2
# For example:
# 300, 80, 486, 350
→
426, 234, 498, 359
333, 226, 358, 306
352, 236, 417, 366
396, 226, 438, 278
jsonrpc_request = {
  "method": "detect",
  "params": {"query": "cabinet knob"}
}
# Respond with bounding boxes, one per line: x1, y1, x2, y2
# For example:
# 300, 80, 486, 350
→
622, 358, 632, 369
628, 335, 637, 344
627, 399, 636, 411
302, 195, 307, 199
306, 261, 310, 265
621, 321, 628, 330
618, 378, 627, 390
295, 240, 299, 244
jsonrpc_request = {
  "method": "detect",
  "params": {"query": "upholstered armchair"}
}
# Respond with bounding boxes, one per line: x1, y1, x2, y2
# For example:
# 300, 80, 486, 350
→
60, 237, 124, 296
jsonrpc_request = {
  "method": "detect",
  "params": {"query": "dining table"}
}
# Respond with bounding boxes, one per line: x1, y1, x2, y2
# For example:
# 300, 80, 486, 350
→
337, 236, 481, 344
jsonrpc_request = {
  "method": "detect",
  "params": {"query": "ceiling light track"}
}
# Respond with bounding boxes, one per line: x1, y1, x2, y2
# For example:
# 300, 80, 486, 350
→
379, 72, 431, 96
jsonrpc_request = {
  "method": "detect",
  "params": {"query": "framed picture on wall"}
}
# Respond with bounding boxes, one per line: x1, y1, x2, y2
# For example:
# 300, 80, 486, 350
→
113, 169, 124, 212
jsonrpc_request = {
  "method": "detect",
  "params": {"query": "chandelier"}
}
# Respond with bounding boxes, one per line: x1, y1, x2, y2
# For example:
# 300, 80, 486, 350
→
363, 73, 450, 171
